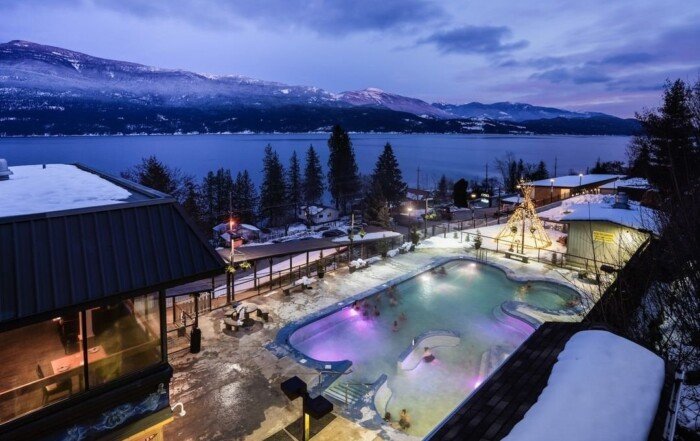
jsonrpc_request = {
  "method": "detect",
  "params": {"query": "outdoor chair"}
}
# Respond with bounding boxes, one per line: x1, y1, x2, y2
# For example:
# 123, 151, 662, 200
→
36, 364, 72, 404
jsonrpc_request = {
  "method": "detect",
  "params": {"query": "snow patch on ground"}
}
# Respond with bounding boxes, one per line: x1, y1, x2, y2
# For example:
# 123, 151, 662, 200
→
504, 330, 665, 441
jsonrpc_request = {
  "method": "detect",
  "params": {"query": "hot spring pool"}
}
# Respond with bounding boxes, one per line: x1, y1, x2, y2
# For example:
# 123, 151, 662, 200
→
286, 259, 580, 437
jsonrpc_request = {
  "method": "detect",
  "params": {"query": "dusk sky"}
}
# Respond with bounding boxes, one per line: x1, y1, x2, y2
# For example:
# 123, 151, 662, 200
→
1, 0, 698, 117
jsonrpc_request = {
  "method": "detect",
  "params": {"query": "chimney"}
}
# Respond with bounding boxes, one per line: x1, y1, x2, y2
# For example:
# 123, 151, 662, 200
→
0, 159, 12, 181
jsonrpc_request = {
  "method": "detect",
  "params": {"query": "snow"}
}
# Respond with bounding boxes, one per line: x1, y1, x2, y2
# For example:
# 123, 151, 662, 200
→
0, 164, 132, 218
332, 231, 401, 243
538, 194, 657, 232
600, 177, 652, 190
530, 174, 622, 188
504, 330, 665, 441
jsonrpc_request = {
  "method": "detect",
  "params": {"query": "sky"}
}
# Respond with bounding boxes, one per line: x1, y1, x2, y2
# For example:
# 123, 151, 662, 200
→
1, 0, 698, 117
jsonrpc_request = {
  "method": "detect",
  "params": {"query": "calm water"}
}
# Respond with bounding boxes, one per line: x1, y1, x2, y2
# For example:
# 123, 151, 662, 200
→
0, 134, 629, 186
289, 260, 579, 437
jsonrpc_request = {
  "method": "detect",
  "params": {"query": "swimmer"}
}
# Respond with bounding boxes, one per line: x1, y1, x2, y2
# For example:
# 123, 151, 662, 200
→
399, 312, 407, 322
374, 305, 380, 317
423, 347, 435, 363
399, 409, 411, 430
392, 320, 399, 332
389, 297, 398, 307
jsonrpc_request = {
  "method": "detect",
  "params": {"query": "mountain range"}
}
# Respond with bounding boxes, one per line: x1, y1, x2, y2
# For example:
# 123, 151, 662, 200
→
0, 40, 640, 136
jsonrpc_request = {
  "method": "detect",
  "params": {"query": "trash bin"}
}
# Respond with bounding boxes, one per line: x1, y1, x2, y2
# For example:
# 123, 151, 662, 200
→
190, 327, 201, 353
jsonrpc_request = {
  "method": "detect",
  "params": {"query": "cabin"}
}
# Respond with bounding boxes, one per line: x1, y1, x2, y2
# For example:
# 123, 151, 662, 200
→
599, 177, 653, 201
0, 163, 225, 441
297, 205, 340, 225
539, 193, 656, 268
213, 222, 262, 245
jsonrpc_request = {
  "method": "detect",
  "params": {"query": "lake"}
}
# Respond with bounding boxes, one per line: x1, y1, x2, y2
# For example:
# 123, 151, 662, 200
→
0, 134, 630, 187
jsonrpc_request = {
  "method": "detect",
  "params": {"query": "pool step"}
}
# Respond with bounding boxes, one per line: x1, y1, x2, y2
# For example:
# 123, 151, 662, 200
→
323, 382, 368, 406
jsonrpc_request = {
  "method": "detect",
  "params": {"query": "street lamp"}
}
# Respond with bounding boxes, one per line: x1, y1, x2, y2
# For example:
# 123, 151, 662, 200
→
550, 178, 555, 202
229, 218, 236, 267
281, 376, 333, 441
579, 173, 583, 187
423, 197, 433, 236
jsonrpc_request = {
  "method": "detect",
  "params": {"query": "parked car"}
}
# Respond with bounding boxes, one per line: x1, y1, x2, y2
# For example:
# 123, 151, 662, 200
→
322, 229, 345, 238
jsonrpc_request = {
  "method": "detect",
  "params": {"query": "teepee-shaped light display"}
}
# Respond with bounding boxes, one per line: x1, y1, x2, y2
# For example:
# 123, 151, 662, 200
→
496, 181, 552, 253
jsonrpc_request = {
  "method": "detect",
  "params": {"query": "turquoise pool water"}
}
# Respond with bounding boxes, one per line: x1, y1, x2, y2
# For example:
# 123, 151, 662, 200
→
288, 260, 579, 437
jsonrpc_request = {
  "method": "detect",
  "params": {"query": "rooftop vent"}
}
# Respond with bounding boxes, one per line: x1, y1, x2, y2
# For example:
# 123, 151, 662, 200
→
0, 159, 12, 181
613, 192, 630, 209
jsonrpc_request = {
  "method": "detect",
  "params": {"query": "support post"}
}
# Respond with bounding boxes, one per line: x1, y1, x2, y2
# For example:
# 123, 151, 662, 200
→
269, 258, 273, 285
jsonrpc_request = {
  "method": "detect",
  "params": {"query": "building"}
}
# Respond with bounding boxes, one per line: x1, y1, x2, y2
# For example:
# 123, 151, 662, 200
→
539, 193, 656, 267
213, 222, 263, 245
528, 174, 621, 205
599, 177, 653, 201
0, 163, 225, 440
297, 205, 340, 225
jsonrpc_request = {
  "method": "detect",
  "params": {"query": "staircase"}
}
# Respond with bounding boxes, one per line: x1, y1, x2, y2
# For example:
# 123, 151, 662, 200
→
323, 381, 368, 407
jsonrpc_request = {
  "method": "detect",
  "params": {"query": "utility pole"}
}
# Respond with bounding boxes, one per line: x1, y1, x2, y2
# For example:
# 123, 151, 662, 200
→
554, 156, 558, 178
416, 166, 421, 190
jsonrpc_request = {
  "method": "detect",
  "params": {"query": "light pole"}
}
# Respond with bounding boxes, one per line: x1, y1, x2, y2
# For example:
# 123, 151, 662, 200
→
423, 197, 433, 237
579, 173, 583, 188
550, 178, 555, 203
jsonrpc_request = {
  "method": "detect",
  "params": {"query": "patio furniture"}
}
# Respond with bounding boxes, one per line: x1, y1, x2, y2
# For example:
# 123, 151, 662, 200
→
256, 307, 269, 322
223, 317, 240, 332
504, 251, 529, 263
36, 364, 72, 404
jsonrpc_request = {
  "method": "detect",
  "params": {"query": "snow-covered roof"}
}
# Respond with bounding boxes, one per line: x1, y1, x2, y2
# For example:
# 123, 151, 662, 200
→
406, 187, 431, 200
504, 330, 665, 441
600, 177, 652, 190
0, 164, 132, 218
299, 205, 334, 215
530, 174, 622, 188
539, 194, 657, 232
501, 195, 521, 204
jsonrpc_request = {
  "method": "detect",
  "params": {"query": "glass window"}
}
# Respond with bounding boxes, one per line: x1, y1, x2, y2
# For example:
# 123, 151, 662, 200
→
88, 293, 162, 387
0, 315, 86, 424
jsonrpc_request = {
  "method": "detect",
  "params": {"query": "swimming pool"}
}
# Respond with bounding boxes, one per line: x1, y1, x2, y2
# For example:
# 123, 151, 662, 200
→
283, 259, 580, 437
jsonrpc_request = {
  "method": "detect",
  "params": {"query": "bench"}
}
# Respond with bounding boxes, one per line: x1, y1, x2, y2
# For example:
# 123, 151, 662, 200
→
256, 308, 269, 322
223, 317, 240, 332
282, 284, 304, 296
505, 251, 529, 263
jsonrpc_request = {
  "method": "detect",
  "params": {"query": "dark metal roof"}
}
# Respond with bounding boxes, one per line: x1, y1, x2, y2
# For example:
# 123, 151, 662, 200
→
427, 322, 672, 441
0, 166, 225, 327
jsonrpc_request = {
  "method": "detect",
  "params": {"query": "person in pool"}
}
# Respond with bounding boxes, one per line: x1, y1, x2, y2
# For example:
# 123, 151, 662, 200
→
374, 305, 381, 317
423, 347, 435, 363
399, 312, 407, 322
399, 409, 411, 429
392, 320, 399, 332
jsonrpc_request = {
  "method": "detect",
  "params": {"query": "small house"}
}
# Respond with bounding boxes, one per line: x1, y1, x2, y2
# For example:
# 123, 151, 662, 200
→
297, 205, 340, 225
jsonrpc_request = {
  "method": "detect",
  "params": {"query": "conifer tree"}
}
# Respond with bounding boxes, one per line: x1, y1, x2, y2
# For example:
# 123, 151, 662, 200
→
259, 144, 287, 226
364, 181, 391, 228
437, 174, 449, 200
233, 170, 258, 224
327, 125, 359, 212
303, 144, 324, 204
199, 168, 233, 225
287, 150, 302, 209
371, 142, 407, 207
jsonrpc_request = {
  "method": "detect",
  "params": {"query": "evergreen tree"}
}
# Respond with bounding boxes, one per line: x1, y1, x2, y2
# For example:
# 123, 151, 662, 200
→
453, 178, 468, 207
180, 175, 204, 229
630, 79, 699, 200
199, 168, 233, 226
121, 155, 182, 198
303, 144, 324, 204
529, 161, 549, 181
259, 144, 287, 226
371, 142, 407, 208
233, 170, 258, 224
287, 150, 302, 209
437, 174, 449, 200
628, 140, 652, 178
364, 181, 391, 228
327, 125, 359, 212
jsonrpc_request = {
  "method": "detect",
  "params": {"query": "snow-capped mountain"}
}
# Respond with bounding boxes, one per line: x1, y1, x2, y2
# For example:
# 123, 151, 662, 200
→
337, 88, 454, 119
432, 102, 604, 122
0, 40, 639, 136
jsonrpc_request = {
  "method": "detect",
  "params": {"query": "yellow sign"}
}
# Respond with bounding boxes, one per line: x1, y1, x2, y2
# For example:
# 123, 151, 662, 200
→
593, 231, 615, 243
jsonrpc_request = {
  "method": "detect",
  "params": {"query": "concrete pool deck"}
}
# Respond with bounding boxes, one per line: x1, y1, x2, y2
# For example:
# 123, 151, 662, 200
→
164, 238, 606, 440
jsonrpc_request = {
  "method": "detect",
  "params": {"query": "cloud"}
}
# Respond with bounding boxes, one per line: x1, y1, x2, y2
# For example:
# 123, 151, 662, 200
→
417, 25, 528, 55
92, 0, 446, 35
598, 52, 655, 65
532, 66, 612, 84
